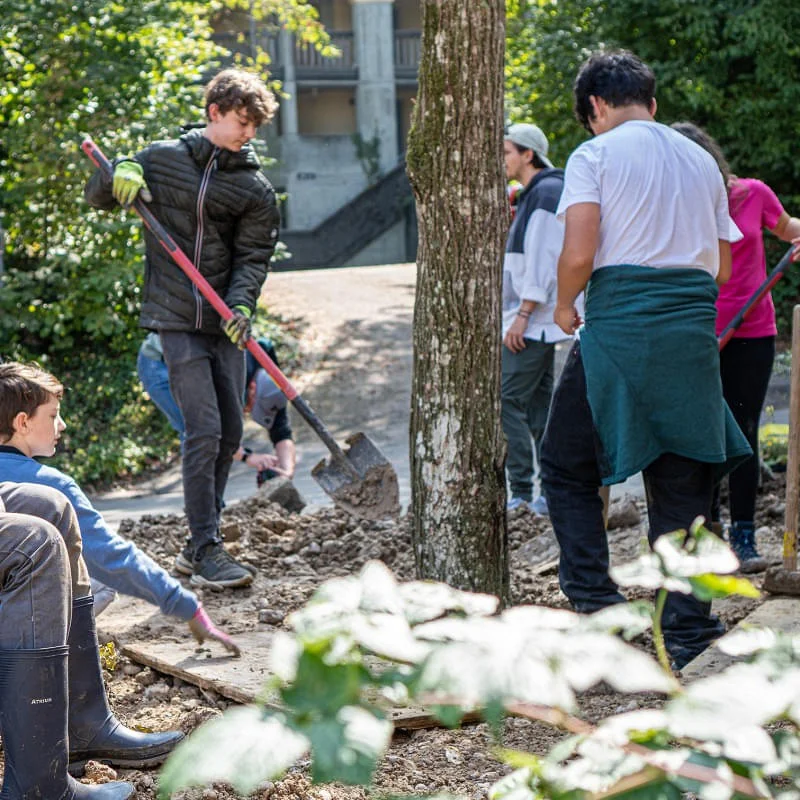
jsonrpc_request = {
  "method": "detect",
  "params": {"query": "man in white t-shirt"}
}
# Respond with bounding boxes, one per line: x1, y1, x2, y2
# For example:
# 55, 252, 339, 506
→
539, 50, 750, 671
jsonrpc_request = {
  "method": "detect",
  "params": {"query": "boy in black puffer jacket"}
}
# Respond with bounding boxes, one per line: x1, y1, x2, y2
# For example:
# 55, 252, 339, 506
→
85, 69, 281, 590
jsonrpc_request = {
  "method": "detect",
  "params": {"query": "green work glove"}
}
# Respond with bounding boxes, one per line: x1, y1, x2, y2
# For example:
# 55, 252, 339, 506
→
112, 160, 152, 206
221, 305, 252, 350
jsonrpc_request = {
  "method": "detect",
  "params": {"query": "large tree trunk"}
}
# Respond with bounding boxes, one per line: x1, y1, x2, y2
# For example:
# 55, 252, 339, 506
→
406, 1, 508, 598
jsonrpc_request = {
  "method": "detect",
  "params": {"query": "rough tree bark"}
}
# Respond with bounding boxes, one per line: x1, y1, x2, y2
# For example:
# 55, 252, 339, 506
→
405, 0, 508, 598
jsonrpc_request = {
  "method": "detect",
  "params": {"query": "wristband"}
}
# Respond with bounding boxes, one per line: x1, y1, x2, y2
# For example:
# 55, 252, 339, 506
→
240, 447, 253, 463
517, 310, 531, 319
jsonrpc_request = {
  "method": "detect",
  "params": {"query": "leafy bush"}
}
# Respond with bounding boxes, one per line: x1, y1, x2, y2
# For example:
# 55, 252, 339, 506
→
158, 521, 794, 800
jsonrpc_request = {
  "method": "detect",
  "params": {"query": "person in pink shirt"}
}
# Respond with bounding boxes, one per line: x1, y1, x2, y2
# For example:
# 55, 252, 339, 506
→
673, 122, 800, 571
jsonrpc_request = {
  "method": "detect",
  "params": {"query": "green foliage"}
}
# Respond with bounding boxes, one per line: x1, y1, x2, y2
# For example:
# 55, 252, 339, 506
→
158, 522, 800, 800
0, 0, 222, 355
1, 341, 180, 487
505, 0, 800, 331
0, 0, 322, 485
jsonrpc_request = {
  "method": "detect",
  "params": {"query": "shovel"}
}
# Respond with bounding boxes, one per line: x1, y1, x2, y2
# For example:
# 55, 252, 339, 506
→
718, 244, 795, 350
81, 137, 400, 521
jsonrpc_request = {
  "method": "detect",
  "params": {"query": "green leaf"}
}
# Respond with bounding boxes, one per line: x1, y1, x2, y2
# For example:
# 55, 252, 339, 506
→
489, 766, 539, 800
304, 705, 392, 785
653, 528, 740, 578
281, 650, 367, 717
431, 702, 471, 728
578, 601, 654, 639
688, 573, 760, 601
610, 553, 692, 594
157, 706, 308, 798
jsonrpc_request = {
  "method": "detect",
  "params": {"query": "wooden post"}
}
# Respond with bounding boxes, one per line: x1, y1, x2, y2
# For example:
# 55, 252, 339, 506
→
783, 304, 800, 571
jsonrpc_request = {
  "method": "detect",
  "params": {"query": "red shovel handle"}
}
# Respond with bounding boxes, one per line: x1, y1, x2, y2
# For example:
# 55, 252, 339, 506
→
80, 137, 297, 402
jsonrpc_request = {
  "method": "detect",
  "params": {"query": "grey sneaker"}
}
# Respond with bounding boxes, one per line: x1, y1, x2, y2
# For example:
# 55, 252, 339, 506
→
190, 543, 254, 589
174, 542, 194, 576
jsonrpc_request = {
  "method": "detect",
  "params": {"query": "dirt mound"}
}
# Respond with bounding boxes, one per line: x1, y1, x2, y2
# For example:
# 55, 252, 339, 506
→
2, 478, 786, 797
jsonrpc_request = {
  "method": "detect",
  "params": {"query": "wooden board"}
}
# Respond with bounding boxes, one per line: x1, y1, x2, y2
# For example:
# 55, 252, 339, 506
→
681, 596, 800, 680
97, 596, 453, 729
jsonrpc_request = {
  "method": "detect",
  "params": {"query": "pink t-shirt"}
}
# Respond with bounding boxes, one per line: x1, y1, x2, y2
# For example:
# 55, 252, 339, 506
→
716, 178, 784, 338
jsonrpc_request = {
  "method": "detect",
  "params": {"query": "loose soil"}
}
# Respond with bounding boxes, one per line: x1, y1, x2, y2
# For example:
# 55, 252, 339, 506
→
1, 476, 787, 798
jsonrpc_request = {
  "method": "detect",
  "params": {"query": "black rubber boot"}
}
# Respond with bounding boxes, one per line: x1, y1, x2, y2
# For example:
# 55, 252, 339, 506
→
0, 647, 133, 799
67, 595, 184, 775
729, 521, 767, 574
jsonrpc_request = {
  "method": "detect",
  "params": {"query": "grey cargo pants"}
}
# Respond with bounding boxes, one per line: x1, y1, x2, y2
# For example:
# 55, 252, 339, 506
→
0, 482, 91, 649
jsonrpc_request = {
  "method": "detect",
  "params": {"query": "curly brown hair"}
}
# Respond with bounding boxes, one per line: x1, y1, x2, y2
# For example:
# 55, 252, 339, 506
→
204, 68, 278, 127
0, 362, 63, 442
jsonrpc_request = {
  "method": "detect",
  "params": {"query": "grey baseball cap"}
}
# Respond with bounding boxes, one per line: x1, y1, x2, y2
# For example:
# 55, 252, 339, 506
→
505, 123, 554, 168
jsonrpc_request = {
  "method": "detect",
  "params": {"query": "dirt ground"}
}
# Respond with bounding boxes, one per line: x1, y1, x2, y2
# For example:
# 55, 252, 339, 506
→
6, 474, 785, 798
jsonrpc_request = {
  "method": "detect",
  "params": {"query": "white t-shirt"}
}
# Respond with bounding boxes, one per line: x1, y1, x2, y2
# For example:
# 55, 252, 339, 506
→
557, 120, 737, 277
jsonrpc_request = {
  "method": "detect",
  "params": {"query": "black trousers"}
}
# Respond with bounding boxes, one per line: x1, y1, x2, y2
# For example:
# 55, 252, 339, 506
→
160, 331, 245, 550
713, 336, 775, 523
540, 342, 725, 668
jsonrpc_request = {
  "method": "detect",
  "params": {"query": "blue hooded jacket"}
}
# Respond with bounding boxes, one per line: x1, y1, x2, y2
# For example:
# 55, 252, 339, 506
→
0, 448, 197, 620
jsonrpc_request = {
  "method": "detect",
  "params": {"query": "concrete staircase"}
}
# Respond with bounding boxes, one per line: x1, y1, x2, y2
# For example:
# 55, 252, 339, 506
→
276, 164, 416, 270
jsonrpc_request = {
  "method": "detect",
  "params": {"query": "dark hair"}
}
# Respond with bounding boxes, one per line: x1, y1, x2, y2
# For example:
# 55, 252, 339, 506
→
510, 142, 548, 170
670, 121, 733, 189
0, 362, 63, 441
573, 50, 656, 133
204, 68, 278, 127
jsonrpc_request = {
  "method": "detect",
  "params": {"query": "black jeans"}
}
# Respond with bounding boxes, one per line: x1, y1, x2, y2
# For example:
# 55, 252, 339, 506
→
713, 336, 775, 523
160, 331, 245, 551
540, 342, 725, 668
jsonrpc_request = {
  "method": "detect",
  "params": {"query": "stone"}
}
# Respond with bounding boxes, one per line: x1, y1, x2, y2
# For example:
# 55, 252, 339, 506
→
220, 520, 241, 542
607, 495, 641, 530
516, 530, 559, 568
259, 477, 307, 513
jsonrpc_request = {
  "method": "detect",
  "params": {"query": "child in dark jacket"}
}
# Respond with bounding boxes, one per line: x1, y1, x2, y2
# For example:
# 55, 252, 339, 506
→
85, 68, 281, 589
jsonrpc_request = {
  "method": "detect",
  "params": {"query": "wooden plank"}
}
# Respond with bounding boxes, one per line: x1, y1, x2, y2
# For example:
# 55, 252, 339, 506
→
681, 596, 800, 680
120, 633, 457, 729
97, 596, 450, 729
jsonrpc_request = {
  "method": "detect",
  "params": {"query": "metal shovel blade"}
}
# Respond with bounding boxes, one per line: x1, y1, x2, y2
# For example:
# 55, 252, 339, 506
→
311, 432, 400, 520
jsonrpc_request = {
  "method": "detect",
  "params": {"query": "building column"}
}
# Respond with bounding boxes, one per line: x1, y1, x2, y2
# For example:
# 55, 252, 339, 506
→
351, 0, 399, 173
279, 27, 299, 136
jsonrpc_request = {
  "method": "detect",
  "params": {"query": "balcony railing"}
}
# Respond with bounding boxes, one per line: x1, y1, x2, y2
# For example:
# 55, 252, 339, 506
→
214, 29, 420, 82
296, 31, 355, 73
394, 30, 421, 78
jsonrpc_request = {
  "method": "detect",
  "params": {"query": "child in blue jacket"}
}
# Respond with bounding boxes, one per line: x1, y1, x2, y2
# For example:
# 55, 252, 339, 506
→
0, 361, 239, 655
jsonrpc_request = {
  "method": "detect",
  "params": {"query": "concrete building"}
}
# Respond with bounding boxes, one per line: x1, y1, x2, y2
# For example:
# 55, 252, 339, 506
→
216, 0, 421, 269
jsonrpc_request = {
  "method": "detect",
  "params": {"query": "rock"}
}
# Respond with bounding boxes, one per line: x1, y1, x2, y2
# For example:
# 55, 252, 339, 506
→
607, 496, 641, 530
259, 477, 307, 513
122, 662, 142, 676
144, 682, 170, 700
258, 608, 285, 625
134, 668, 157, 687
83, 760, 119, 781
516, 531, 559, 567
220, 520, 241, 542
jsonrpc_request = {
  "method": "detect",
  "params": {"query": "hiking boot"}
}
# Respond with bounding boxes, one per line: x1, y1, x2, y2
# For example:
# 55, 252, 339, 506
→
174, 541, 194, 576
728, 521, 767, 574
190, 543, 254, 589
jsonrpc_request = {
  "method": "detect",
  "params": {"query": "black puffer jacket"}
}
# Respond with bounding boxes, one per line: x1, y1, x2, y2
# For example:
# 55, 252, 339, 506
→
85, 128, 280, 334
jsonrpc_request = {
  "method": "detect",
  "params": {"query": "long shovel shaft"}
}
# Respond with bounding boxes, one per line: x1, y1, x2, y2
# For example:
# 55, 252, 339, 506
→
81, 136, 354, 472
718, 245, 795, 350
